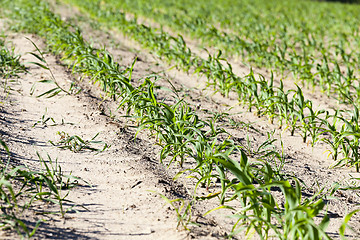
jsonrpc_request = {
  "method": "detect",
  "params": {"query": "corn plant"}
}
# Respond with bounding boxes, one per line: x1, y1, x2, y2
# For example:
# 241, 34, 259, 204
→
155, 192, 194, 230
335, 105, 360, 171
293, 85, 309, 142
0, 137, 83, 237
50, 131, 110, 153
55, 0, 360, 175
32, 108, 56, 127
0, 37, 26, 80
304, 102, 326, 147
320, 111, 342, 161
4, 1, 359, 238
35, 152, 83, 217
26, 38, 71, 98
339, 209, 360, 239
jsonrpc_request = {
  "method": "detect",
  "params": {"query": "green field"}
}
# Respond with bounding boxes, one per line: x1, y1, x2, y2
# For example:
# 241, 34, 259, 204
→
1, 0, 360, 239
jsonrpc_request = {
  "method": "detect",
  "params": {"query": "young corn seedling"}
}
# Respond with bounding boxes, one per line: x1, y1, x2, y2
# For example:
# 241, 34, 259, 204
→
336, 105, 360, 172
207, 151, 278, 239
32, 108, 56, 127
36, 152, 84, 217
305, 102, 326, 147
339, 209, 360, 239
320, 110, 342, 162
26, 38, 71, 98
272, 81, 294, 129
156, 192, 194, 231
50, 131, 110, 153
37, 152, 83, 190
294, 85, 309, 142
0, 139, 82, 237
260, 72, 276, 123
277, 180, 331, 240
0, 37, 26, 80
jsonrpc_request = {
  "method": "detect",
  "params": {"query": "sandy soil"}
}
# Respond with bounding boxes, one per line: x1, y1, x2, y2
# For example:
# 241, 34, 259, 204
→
0, 1, 360, 239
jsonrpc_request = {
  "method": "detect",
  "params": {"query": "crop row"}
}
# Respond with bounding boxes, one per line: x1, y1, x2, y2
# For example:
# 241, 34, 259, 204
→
54, 0, 360, 172
0, 37, 80, 237
3, 0, 358, 239
90, 0, 360, 105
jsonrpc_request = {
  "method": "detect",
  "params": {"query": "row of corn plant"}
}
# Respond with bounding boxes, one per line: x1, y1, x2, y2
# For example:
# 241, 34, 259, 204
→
3, 1, 358, 238
89, 0, 360, 106
0, 138, 82, 237
0, 36, 81, 237
54, 0, 360, 172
